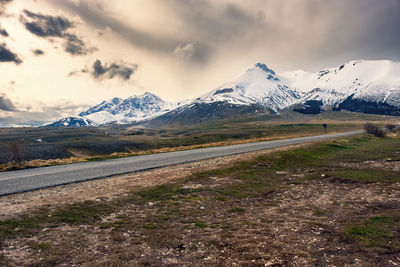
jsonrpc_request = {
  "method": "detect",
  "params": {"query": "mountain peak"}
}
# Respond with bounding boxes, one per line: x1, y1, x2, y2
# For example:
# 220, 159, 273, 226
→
130, 91, 161, 100
141, 91, 159, 98
143, 91, 155, 96
254, 63, 276, 75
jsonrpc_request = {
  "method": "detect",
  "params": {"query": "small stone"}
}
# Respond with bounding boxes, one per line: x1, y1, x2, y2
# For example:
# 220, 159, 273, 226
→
200, 206, 205, 210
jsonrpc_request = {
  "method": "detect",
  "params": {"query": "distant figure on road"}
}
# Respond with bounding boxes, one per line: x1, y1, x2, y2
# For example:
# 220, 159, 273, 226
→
323, 123, 327, 133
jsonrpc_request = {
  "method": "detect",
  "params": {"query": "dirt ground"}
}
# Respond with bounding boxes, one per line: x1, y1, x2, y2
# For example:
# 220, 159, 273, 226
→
1, 141, 400, 266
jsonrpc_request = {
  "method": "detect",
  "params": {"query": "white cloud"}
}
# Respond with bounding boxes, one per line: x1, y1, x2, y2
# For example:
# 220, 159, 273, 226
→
173, 43, 195, 60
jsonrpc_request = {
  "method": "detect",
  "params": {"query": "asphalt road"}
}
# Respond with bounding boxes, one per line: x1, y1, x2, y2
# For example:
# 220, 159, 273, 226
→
0, 130, 363, 196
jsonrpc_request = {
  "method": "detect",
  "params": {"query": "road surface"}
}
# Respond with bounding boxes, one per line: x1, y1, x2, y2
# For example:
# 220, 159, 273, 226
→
0, 130, 363, 196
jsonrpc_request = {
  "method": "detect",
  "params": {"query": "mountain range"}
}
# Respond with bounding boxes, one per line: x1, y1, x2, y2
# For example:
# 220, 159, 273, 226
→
47, 60, 400, 127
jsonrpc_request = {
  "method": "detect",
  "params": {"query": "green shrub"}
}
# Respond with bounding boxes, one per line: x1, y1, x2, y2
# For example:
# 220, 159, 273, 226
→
364, 123, 385, 137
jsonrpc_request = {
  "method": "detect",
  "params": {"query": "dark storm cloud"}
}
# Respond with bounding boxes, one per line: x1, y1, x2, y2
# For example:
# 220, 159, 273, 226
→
0, 95, 17, 111
167, 0, 400, 69
69, 59, 138, 81
0, 43, 22, 64
0, 27, 8, 37
163, 0, 392, 69
91, 59, 137, 80
33, 49, 44, 55
64, 33, 94, 55
21, 10, 94, 56
43, 0, 400, 72
169, 0, 257, 40
165, 0, 267, 63
22, 10, 71, 37
301, 0, 400, 67
49, 0, 212, 64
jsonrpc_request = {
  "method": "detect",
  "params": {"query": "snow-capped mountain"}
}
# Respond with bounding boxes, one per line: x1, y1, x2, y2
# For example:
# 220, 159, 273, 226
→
194, 60, 400, 113
48, 60, 400, 127
78, 92, 176, 125
152, 60, 400, 124
47, 92, 177, 127
197, 63, 300, 112
282, 60, 400, 107
148, 63, 300, 125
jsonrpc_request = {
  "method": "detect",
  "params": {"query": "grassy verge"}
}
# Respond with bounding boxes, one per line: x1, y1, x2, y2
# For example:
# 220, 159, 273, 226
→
346, 215, 400, 251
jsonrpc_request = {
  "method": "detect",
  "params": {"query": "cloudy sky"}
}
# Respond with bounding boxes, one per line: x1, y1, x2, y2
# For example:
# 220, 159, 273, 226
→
1, 0, 400, 126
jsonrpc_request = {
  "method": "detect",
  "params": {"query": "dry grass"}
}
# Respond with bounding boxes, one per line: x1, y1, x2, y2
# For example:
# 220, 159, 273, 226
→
0, 157, 86, 172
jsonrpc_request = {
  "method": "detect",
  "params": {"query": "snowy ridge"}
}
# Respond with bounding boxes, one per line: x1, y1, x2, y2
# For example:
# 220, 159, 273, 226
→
48, 60, 400, 127
281, 60, 400, 108
194, 60, 400, 112
195, 63, 299, 112
78, 92, 177, 125
47, 92, 178, 127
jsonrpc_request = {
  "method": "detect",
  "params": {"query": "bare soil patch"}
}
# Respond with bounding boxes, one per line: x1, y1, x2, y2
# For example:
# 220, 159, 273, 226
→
337, 159, 400, 171
2, 172, 399, 266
